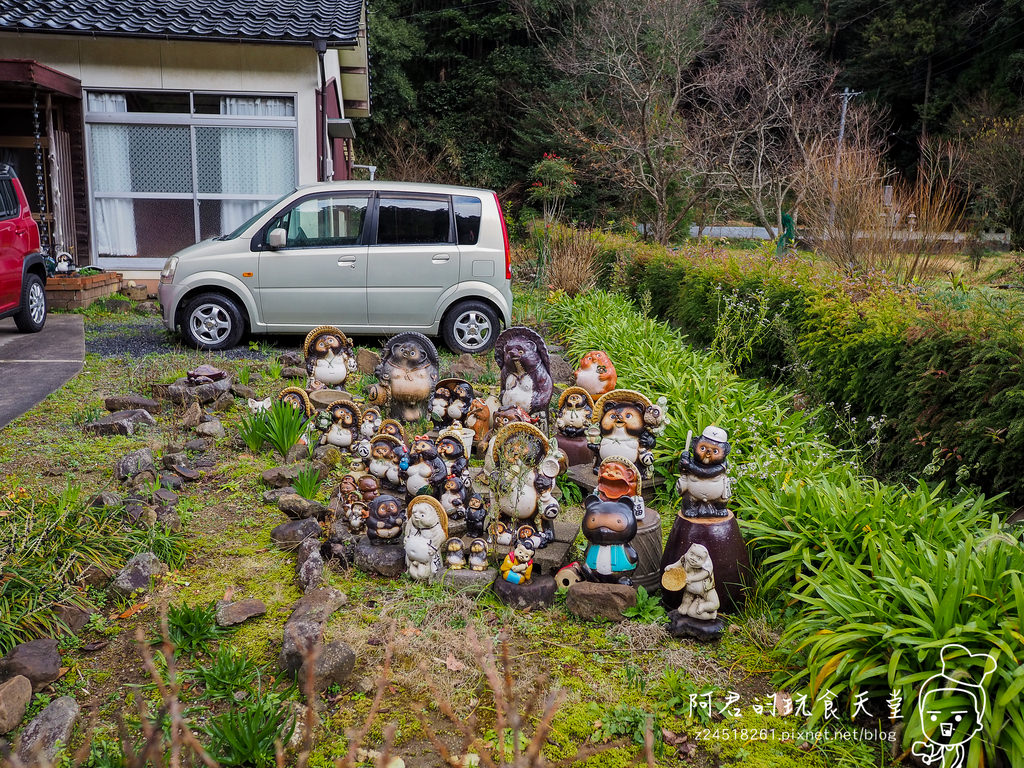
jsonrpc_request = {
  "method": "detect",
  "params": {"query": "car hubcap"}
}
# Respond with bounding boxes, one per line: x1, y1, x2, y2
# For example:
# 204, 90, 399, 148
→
453, 310, 491, 350
28, 282, 45, 325
189, 303, 231, 345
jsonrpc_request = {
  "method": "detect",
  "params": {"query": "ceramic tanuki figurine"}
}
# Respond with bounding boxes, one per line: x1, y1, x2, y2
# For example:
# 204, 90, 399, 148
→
444, 537, 466, 569
579, 457, 644, 585
404, 495, 449, 581
436, 427, 470, 480
367, 435, 407, 492
430, 382, 452, 426
488, 422, 562, 549
494, 327, 553, 424
304, 326, 357, 390
662, 543, 724, 641
368, 331, 440, 422
360, 407, 382, 440
676, 426, 732, 517
318, 399, 361, 451
346, 501, 369, 534
483, 405, 534, 477
554, 386, 596, 466
405, 434, 448, 498
574, 350, 617, 398
465, 494, 489, 539
466, 398, 491, 449
467, 539, 490, 571
587, 389, 660, 478
499, 531, 536, 584
439, 475, 471, 519
277, 386, 314, 419
378, 418, 406, 442
366, 494, 405, 545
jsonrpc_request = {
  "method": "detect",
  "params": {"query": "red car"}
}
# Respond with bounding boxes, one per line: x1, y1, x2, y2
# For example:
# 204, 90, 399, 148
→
0, 164, 45, 332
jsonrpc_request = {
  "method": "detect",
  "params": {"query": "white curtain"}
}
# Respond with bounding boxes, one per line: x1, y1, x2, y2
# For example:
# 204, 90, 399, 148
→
219, 97, 294, 232
88, 93, 137, 256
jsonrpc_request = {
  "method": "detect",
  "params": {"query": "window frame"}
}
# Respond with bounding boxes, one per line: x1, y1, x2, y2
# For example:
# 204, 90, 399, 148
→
370, 193, 456, 247
261, 192, 372, 251
0, 179, 18, 221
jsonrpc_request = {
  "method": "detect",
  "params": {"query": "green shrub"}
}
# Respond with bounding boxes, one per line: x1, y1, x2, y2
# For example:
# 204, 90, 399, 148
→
263, 399, 306, 458
162, 602, 226, 656
205, 694, 296, 768
292, 465, 322, 500
196, 645, 261, 700
238, 412, 268, 453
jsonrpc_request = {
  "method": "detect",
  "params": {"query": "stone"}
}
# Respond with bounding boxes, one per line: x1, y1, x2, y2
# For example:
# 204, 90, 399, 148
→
447, 352, 486, 380
88, 491, 122, 509
278, 350, 303, 367
548, 353, 575, 385
665, 611, 725, 642
162, 451, 188, 470
124, 500, 153, 526
194, 455, 217, 468
285, 702, 319, 750
312, 445, 343, 466
15, 696, 79, 763
153, 488, 178, 507
296, 539, 320, 570
279, 494, 330, 520
286, 443, 310, 463
212, 392, 235, 412
231, 382, 257, 400
566, 582, 637, 622
52, 604, 94, 635
271, 519, 322, 551
279, 588, 346, 673
438, 567, 495, 594
262, 462, 323, 488
135, 300, 160, 315
104, 395, 161, 415
0, 639, 61, 692
298, 549, 324, 592
215, 599, 267, 627
263, 487, 297, 504
181, 402, 203, 428
85, 409, 156, 436
111, 552, 168, 598
155, 507, 182, 532
492, 574, 557, 610
301, 640, 355, 691
195, 419, 226, 439
168, 381, 219, 405
172, 464, 200, 482
356, 348, 381, 375
189, 364, 228, 382
0, 676, 32, 734
354, 538, 407, 578
159, 472, 184, 492
281, 365, 306, 379
184, 438, 210, 452
78, 565, 112, 588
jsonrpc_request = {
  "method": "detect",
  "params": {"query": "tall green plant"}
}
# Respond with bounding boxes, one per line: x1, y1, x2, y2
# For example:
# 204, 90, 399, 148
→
263, 400, 306, 458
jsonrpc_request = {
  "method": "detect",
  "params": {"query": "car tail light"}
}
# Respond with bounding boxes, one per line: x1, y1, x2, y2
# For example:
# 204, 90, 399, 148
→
494, 192, 512, 280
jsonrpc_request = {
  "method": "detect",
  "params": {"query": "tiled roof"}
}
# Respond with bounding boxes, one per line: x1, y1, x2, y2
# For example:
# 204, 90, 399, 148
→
0, 0, 363, 46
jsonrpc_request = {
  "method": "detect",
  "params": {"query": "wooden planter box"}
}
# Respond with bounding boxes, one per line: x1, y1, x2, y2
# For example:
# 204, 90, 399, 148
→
46, 272, 123, 310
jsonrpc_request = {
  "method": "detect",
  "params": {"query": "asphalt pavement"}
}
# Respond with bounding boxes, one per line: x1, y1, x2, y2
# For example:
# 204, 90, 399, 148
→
0, 315, 84, 430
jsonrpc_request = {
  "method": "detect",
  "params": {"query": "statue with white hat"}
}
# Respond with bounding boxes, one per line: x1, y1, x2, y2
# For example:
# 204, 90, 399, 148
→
675, 425, 732, 518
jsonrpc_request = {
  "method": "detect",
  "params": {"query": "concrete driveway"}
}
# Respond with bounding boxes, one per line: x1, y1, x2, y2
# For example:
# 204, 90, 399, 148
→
0, 315, 84, 430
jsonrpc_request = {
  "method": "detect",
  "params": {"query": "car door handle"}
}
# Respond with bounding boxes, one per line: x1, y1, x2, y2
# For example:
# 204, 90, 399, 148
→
432, 254, 450, 263
338, 255, 357, 268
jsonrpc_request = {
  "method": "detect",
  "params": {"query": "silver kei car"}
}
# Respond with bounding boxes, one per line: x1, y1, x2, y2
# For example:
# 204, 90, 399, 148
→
158, 181, 514, 354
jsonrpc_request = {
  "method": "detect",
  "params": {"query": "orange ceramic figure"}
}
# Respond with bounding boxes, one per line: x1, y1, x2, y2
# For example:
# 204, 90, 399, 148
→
575, 351, 617, 398
596, 457, 641, 501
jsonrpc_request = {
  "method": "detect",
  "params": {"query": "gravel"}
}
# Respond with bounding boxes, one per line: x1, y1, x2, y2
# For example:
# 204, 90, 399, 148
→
85, 315, 277, 360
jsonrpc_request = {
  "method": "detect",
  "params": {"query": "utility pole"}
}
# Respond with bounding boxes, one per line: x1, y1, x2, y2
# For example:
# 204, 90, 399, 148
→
829, 87, 862, 229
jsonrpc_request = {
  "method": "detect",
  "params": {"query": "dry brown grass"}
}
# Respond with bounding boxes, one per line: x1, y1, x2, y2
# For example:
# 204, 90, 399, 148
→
545, 228, 599, 296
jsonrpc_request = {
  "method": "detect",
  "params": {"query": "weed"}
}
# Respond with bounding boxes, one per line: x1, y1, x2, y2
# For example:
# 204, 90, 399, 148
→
590, 702, 662, 755
162, 602, 226, 656
266, 359, 283, 379
262, 399, 306, 457
621, 586, 666, 624
560, 480, 584, 507
72, 404, 104, 427
292, 465, 322, 500
653, 668, 713, 725
236, 364, 252, 387
238, 412, 268, 453
205, 693, 296, 767
195, 645, 261, 700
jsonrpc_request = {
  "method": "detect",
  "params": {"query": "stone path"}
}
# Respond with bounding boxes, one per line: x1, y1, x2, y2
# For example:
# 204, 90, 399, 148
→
0, 315, 84, 429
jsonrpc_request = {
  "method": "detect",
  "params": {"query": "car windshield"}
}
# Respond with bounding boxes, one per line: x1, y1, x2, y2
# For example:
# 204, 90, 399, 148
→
217, 191, 295, 240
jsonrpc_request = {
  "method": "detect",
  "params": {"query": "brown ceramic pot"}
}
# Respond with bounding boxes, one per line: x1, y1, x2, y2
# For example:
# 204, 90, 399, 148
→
660, 510, 750, 613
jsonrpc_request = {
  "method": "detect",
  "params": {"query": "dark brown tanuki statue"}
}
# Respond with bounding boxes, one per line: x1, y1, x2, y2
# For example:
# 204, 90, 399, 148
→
494, 327, 553, 425
366, 494, 405, 545
303, 325, 357, 390
368, 331, 439, 422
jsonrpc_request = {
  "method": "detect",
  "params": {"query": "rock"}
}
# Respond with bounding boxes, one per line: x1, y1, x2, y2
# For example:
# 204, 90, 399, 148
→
438, 568, 495, 594
298, 549, 324, 592
78, 565, 112, 588
262, 462, 323, 488
0, 676, 32, 734
356, 348, 381, 375
313, 445, 342, 466
565, 582, 637, 622
194, 455, 217, 469
162, 451, 188, 470
52, 604, 94, 635
665, 611, 725, 643
135, 300, 160, 315
104, 395, 161, 415
171, 464, 200, 482
215, 599, 267, 627
181, 402, 204, 427
184, 438, 210, 452
124, 500, 154, 525
85, 409, 156, 436
155, 507, 181, 532
153, 488, 178, 506
104, 297, 132, 313
88, 491, 122, 508
279, 588, 346, 673
285, 702, 319, 750
231, 382, 257, 400
281, 366, 306, 380
286, 443, 310, 463
168, 381, 219, 405
111, 552, 168, 598
15, 696, 79, 763
448, 353, 486, 380
263, 487, 297, 504
301, 640, 355, 691
212, 392, 235, 412
159, 472, 184, 492
354, 538, 407, 578
278, 351, 303, 367
279, 494, 330, 520
188, 364, 228, 383
548, 353, 574, 385
195, 419, 225, 439
0, 639, 61, 692
114, 447, 155, 483
492, 575, 557, 610
271, 519, 322, 551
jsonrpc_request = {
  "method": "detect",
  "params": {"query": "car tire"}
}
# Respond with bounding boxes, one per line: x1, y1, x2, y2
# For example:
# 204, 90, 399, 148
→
441, 300, 500, 354
13, 273, 47, 333
180, 292, 246, 351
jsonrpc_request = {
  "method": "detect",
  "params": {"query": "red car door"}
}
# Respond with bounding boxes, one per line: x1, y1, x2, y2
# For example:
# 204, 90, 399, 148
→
0, 170, 39, 312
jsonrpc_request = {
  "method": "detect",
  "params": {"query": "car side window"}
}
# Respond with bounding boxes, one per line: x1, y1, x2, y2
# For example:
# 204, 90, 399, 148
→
375, 197, 452, 245
268, 195, 368, 248
0, 179, 18, 221
453, 195, 481, 245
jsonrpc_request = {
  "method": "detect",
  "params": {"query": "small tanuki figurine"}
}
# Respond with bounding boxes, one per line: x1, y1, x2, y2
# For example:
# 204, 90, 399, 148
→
662, 543, 724, 641
555, 387, 594, 439
368, 331, 440, 422
404, 495, 449, 581
304, 326, 357, 390
277, 386, 314, 418
429, 383, 452, 425
483, 405, 535, 477
574, 350, 617, 398
367, 434, 406, 492
366, 494, 405, 545
587, 389, 660, 478
499, 529, 536, 584
405, 434, 448, 498
579, 458, 644, 585
435, 379, 475, 427
644, 396, 670, 438
360, 407, 382, 439
318, 399, 361, 451
465, 494, 489, 539
467, 539, 490, 571
494, 327, 553, 424
357, 475, 380, 502
436, 427, 470, 480
444, 537, 466, 569
676, 426, 732, 517
488, 422, 562, 549
346, 500, 369, 534
439, 475, 471, 519
466, 398, 491, 448
378, 418, 406, 442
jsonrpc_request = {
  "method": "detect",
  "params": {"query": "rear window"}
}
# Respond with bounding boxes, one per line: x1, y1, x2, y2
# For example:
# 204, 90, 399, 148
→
0, 179, 19, 220
454, 196, 482, 245
376, 197, 452, 245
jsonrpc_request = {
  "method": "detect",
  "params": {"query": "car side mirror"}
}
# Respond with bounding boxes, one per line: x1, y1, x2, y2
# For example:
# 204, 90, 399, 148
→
267, 228, 287, 250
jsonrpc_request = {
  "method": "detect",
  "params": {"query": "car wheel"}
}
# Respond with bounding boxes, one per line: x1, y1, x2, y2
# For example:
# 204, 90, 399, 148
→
180, 292, 245, 350
441, 300, 500, 354
13, 273, 47, 333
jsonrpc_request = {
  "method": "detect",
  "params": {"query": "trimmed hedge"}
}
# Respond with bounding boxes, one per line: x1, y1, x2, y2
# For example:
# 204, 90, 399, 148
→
596, 233, 1024, 504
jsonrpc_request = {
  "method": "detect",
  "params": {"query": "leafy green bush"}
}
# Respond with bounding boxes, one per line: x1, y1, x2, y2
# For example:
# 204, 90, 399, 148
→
196, 645, 261, 700
292, 465, 322, 500
162, 602, 226, 656
205, 694, 296, 768
262, 399, 306, 458
238, 412, 268, 453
